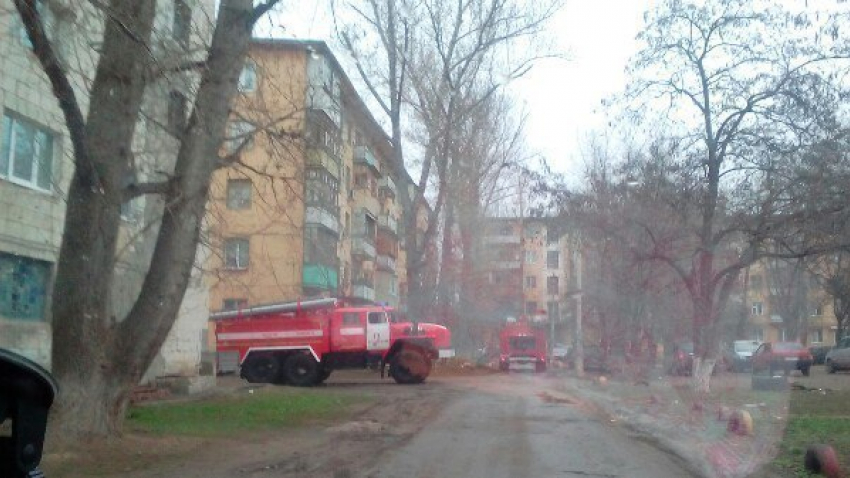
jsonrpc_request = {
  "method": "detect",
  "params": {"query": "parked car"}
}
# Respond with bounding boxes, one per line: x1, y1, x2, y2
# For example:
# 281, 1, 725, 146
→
825, 337, 850, 374
724, 340, 761, 372
565, 345, 612, 373
810, 344, 833, 365
551, 343, 571, 363
751, 342, 813, 376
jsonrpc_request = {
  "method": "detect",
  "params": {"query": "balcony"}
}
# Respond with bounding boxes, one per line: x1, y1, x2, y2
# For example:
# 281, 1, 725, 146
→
492, 260, 521, 270
378, 215, 398, 235
355, 193, 381, 217
354, 146, 380, 173
379, 176, 396, 196
305, 206, 339, 235
303, 263, 338, 290
484, 235, 521, 245
305, 148, 340, 179
352, 284, 375, 301
376, 254, 396, 273
352, 236, 376, 258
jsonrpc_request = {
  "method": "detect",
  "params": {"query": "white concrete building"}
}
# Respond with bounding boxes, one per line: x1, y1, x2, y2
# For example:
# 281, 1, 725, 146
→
0, 0, 215, 390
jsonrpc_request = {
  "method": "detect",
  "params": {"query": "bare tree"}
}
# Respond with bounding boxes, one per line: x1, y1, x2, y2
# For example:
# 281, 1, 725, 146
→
13, 0, 283, 439
336, 0, 560, 319
620, 0, 849, 392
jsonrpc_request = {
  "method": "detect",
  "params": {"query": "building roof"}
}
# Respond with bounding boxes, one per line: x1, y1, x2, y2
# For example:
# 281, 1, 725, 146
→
250, 38, 419, 189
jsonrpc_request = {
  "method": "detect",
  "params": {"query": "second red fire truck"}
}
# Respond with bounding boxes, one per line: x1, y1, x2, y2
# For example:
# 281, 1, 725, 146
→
499, 319, 548, 372
212, 298, 452, 386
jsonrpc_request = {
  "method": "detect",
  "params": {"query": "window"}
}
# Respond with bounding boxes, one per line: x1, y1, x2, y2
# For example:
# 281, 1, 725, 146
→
354, 173, 368, 189
224, 238, 249, 270
368, 312, 386, 324
525, 301, 538, 315
547, 251, 559, 269
16, 1, 54, 49
525, 251, 536, 263
547, 276, 559, 295
754, 328, 764, 342
499, 225, 512, 236
222, 298, 247, 311
389, 278, 397, 296
751, 302, 763, 316
172, 0, 191, 46
343, 312, 360, 325
525, 276, 536, 289
547, 228, 559, 245
225, 121, 254, 153
812, 305, 823, 317
226, 179, 251, 209
0, 252, 50, 321
168, 91, 187, 131
238, 60, 257, 92
810, 329, 824, 344
1, 112, 54, 191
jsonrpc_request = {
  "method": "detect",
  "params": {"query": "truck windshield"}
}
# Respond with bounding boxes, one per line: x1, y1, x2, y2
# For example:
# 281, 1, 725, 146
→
509, 336, 536, 351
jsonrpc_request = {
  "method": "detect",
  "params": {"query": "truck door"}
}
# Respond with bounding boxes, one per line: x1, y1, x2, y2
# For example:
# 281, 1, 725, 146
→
366, 311, 391, 351
331, 310, 367, 351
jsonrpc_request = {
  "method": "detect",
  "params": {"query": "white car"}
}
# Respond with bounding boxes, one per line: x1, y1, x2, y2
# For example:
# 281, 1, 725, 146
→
826, 337, 850, 373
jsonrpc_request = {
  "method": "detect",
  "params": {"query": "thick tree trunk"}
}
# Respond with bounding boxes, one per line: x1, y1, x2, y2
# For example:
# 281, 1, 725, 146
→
692, 357, 715, 394
49, 0, 156, 440
47, 0, 262, 441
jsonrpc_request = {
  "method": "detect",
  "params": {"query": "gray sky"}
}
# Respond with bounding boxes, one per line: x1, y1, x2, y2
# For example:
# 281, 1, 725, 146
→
271, 1, 652, 181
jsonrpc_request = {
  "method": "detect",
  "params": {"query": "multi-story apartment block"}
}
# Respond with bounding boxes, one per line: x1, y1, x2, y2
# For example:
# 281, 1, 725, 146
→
744, 260, 840, 345
0, 0, 215, 382
208, 39, 415, 314
480, 217, 574, 326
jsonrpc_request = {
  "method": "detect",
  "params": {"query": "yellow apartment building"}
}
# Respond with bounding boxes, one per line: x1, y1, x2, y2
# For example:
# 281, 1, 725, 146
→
207, 39, 413, 313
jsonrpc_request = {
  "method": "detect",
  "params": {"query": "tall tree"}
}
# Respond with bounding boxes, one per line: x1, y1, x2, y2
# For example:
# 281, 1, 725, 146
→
622, 0, 849, 392
13, 0, 282, 439
337, 0, 560, 319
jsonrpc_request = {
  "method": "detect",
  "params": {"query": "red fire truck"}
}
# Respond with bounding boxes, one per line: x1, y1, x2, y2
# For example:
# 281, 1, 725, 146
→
212, 298, 451, 386
499, 319, 548, 372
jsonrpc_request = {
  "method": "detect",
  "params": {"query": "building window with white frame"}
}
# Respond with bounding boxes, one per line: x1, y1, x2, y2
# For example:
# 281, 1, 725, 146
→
1, 112, 54, 191
810, 328, 823, 344
751, 302, 763, 316
226, 178, 252, 209
525, 276, 536, 289
238, 60, 257, 93
224, 238, 249, 270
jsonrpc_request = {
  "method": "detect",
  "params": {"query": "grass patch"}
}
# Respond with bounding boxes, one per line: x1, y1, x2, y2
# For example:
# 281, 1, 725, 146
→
127, 388, 370, 437
771, 390, 850, 477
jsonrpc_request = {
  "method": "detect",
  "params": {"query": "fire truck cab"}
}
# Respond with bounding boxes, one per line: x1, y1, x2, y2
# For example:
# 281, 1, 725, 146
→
499, 319, 548, 372
212, 298, 447, 386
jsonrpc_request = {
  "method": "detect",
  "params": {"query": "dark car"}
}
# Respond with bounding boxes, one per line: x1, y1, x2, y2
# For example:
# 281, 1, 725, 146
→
752, 342, 813, 376
723, 340, 761, 372
809, 344, 832, 365
565, 345, 612, 373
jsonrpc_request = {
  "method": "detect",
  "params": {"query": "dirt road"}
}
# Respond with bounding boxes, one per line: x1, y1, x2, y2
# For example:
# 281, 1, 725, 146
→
48, 372, 698, 478
368, 373, 696, 478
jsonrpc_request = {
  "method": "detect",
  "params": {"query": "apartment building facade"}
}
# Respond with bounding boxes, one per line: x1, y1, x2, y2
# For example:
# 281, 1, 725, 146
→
744, 260, 840, 345
480, 217, 574, 327
0, 0, 215, 381
208, 39, 414, 314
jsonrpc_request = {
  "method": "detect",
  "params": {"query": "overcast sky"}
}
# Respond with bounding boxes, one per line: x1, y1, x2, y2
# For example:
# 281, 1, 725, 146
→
270, 1, 653, 181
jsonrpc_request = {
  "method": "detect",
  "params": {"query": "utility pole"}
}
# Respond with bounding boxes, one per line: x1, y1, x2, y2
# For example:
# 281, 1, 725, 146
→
574, 237, 584, 377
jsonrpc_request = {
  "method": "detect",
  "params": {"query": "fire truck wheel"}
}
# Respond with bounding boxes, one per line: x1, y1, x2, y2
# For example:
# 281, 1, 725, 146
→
283, 353, 321, 387
389, 349, 431, 384
242, 353, 280, 384
315, 368, 332, 384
